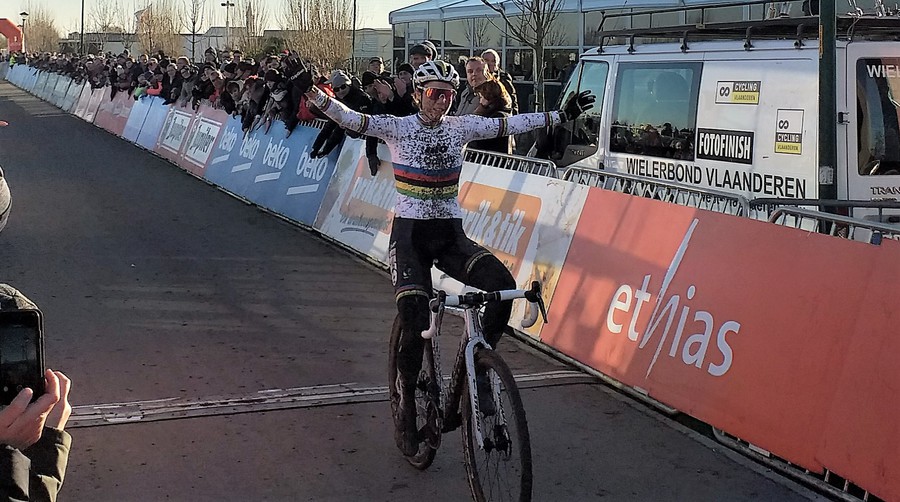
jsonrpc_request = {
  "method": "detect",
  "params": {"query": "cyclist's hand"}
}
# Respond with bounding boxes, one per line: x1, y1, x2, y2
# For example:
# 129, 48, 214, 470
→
288, 58, 317, 94
561, 90, 596, 123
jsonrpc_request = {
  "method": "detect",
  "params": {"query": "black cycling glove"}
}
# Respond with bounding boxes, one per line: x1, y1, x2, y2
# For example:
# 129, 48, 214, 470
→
560, 90, 596, 123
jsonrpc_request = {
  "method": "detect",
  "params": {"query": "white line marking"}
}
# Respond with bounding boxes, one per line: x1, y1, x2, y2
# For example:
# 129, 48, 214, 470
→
68, 370, 591, 428
255, 172, 282, 183
286, 184, 319, 195
210, 154, 230, 165
231, 162, 252, 172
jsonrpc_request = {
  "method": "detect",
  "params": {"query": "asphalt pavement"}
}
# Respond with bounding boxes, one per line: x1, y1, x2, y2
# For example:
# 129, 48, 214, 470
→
0, 81, 827, 501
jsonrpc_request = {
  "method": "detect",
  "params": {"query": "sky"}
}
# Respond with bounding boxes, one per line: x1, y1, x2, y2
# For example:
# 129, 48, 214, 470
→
0, 0, 420, 33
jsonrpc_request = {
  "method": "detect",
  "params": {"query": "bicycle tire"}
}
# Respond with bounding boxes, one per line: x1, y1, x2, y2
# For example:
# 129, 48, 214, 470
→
388, 314, 439, 469
462, 349, 533, 502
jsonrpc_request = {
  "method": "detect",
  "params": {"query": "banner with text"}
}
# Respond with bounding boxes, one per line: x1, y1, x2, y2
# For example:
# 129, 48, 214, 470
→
313, 139, 395, 263
540, 188, 900, 500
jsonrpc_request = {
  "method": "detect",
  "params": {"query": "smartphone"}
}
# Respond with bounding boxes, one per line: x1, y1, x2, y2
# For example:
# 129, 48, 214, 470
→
0, 309, 45, 405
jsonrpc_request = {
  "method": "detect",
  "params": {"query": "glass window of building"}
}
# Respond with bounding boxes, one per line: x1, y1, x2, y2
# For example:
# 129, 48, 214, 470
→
407, 22, 428, 45
470, 18, 503, 49
545, 13, 580, 46
544, 49, 579, 81
393, 23, 407, 50
444, 19, 471, 51
428, 21, 444, 55
506, 48, 533, 80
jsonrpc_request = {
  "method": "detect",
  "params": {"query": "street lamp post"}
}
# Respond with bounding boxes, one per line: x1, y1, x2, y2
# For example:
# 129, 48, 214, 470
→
351, 0, 357, 72
19, 12, 28, 54
80, 0, 85, 54
221, 1, 235, 51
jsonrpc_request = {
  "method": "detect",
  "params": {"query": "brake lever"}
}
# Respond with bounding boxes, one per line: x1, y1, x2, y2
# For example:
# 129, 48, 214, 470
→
521, 281, 549, 328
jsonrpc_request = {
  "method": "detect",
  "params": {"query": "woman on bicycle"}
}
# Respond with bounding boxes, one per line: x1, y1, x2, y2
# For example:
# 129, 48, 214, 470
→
294, 59, 594, 456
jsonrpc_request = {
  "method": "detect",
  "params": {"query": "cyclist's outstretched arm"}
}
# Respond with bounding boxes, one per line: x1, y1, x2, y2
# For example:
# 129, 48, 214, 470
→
305, 87, 398, 141
460, 112, 563, 144
462, 90, 596, 143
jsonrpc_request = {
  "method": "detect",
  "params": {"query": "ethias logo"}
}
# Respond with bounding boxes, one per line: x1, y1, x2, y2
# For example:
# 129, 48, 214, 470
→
605, 219, 741, 378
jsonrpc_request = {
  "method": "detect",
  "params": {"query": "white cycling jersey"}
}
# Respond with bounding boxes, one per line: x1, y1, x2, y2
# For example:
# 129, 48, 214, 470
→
310, 88, 562, 220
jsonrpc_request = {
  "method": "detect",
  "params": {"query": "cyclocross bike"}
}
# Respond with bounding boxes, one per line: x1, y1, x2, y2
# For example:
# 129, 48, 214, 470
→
388, 281, 548, 502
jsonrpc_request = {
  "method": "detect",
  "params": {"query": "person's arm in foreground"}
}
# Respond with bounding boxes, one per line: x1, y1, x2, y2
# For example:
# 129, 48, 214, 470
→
0, 370, 73, 502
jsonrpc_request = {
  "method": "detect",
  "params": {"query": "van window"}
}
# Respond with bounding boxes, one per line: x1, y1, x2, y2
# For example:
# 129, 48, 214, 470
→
543, 60, 608, 166
610, 63, 701, 160
856, 58, 900, 176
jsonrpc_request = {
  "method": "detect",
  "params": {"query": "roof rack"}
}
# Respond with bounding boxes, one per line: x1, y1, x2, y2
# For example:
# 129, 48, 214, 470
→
596, 0, 900, 52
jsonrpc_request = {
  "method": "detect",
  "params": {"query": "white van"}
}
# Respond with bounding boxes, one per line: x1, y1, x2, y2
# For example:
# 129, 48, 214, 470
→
541, 11, 900, 221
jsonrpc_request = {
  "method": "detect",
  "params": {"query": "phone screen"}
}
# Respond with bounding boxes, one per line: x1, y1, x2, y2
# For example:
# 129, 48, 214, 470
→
0, 311, 44, 404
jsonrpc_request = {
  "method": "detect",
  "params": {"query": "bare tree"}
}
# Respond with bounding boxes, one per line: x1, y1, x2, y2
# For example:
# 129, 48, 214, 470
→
22, 3, 61, 53
136, 0, 184, 57
89, 0, 123, 53
118, 2, 140, 53
478, 0, 565, 111
234, 0, 269, 59
282, 0, 352, 71
183, 0, 206, 61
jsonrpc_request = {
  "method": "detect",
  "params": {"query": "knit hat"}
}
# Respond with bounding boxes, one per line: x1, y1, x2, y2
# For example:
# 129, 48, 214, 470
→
264, 69, 283, 82
361, 71, 378, 87
397, 63, 414, 75
328, 70, 352, 89
409, 44, 433, 58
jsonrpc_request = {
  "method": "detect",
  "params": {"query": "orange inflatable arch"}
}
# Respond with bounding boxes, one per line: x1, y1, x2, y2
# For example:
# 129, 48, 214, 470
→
0, 19, 23, 52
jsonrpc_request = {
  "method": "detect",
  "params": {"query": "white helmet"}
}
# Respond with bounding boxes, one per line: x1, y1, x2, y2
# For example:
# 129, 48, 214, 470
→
413, 60, 460, 89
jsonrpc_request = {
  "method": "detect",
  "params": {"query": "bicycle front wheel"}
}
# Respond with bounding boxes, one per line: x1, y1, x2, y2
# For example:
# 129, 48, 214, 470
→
462, 349, 533, 502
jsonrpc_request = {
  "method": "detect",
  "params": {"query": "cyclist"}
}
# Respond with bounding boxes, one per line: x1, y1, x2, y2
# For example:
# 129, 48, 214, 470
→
293, 59, 594, 456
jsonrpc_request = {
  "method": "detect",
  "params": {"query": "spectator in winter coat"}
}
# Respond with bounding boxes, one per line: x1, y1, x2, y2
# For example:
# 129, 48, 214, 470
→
161, 64, 182, 104
453, 57, 489, 117
468, 78, 514, 154
481, 49, 519, 115
177, 66, 198, 107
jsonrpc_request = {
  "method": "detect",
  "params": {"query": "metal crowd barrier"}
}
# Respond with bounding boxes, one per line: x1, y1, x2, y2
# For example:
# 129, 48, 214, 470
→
563, 166, 751, 217
463, 148, 559, 178
768, 207, 900, 244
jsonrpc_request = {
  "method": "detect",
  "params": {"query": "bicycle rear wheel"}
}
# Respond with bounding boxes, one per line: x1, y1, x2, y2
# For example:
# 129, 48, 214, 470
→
388, 314, 439, 469
462, 349, 533, 501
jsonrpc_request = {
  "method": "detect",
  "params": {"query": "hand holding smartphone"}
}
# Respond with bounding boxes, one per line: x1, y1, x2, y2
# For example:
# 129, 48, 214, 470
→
0, 309, 45, 405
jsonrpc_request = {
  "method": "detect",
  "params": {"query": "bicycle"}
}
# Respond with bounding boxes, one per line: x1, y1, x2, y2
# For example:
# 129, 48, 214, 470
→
388, 281, 548, 502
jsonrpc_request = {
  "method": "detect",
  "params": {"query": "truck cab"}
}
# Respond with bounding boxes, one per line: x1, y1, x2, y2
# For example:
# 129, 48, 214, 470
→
541, 5, 900, 221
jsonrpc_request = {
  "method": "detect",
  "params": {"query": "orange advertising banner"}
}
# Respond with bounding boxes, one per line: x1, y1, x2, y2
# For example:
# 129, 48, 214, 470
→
541, 188, 899, 500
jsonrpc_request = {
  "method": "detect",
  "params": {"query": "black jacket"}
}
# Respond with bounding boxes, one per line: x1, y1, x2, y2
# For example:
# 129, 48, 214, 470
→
0, 428, 72, 502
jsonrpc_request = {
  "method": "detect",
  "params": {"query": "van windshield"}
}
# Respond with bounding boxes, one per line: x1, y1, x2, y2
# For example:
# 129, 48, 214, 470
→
857, 58, 900, 176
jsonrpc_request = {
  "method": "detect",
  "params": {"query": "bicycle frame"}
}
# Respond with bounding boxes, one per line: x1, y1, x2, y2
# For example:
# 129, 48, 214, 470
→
426, 302, 504, 451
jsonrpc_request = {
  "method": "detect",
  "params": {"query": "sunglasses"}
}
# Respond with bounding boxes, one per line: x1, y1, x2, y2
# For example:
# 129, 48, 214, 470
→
335, 84, 348, 91
422, 88, 455, 101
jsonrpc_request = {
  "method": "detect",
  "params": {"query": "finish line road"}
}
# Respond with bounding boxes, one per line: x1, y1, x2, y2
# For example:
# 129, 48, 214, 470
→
0, 81, 824, 501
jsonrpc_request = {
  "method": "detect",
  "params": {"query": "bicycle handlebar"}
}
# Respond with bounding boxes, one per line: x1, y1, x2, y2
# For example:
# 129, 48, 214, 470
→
422, 281, 548, 340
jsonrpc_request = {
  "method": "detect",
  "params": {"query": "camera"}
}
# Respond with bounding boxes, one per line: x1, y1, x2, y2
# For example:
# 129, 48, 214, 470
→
0, 304, 45, 406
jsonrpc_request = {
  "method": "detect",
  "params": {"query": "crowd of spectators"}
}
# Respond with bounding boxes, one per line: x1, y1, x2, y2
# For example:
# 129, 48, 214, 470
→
6, 41, 524, 160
